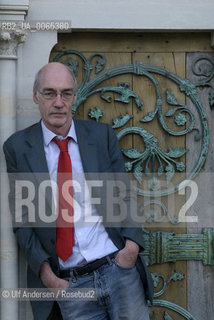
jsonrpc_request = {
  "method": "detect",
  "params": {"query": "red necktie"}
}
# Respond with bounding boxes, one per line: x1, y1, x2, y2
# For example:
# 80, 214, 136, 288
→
53, 137, 74, 261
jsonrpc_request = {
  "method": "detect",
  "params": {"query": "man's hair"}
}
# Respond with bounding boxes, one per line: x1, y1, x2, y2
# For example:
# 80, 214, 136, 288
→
33, 63, 78, 94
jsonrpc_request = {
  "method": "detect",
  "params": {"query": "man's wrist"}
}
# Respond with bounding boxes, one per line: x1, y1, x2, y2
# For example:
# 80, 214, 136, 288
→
125, 239, 139, 255
40, 261, 69, 289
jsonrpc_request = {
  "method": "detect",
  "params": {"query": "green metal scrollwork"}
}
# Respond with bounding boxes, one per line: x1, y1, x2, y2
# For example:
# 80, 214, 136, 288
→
53, 50, 209, 198
139, 200, 179, 225
151, 300, 196, 320
141, 228, 214, 266
52, 50, 212, 320
94, 82, 142, 109
141, 225, 214, 319
152, 272, 184, 298
88, 107, 103, 122
112, 113, 133, 128
149, 271, 197, 319
164, 312, 174, 320
148, 271, 197, 319
191, 56, 214, 108
117, 126, 188, 196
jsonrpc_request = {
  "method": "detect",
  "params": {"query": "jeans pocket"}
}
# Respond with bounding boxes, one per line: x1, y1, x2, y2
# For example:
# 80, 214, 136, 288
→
58, 278, 70, 296
113, 258, 136, 270
57, 279, 73, 307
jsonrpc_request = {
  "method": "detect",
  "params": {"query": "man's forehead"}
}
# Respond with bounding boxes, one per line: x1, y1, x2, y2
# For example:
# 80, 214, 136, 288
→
41, 64, 71, 77
42, 62, 68, 72
40, 65, 74, 87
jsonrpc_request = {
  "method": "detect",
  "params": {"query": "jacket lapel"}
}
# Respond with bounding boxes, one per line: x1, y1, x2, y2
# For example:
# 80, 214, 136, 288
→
24, 122, 49, 174
74, 120, 99, 173
25, 120, 99, 173
74, 120, 106, 219
23, 122, 55, 228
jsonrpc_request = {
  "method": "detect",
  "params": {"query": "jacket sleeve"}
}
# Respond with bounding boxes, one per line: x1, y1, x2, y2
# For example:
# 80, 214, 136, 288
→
3, 139, 51, 277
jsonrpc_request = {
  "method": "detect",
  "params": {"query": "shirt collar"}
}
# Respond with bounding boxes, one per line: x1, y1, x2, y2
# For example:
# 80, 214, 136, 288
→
41, 120, 77, 146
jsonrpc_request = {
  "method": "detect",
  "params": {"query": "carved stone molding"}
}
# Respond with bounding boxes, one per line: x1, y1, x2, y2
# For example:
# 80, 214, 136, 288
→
0, 5, 28, 17
0, 29, 26, 59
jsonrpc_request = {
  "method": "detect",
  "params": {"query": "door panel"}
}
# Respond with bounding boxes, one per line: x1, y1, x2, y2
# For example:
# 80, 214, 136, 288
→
50, 32, 214, 319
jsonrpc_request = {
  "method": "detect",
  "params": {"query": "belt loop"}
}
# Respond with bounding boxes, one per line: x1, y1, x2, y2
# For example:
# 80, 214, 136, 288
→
70, 270, 77, 282
107, 255, 113, 266
73, 269, 78, 278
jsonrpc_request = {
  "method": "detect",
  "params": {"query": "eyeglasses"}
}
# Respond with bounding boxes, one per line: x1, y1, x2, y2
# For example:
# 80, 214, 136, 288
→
38, 89, 75, 101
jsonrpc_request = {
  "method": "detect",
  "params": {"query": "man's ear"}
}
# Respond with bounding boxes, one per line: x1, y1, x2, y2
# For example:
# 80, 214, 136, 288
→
33, 91, 39, 104
73, 94, 77, 105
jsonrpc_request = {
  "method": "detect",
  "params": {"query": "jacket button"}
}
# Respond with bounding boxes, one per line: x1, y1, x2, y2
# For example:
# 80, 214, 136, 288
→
50, 239, 55, 245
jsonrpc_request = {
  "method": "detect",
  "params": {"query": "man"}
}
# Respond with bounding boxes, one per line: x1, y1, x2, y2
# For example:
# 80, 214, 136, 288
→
3, 62, 153, 320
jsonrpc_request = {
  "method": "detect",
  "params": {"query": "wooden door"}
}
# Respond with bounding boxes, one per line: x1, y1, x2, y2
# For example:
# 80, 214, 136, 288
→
50, 32, 214, 320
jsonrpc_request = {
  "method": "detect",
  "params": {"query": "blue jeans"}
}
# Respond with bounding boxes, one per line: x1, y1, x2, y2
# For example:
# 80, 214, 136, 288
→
58, 259, 150, 320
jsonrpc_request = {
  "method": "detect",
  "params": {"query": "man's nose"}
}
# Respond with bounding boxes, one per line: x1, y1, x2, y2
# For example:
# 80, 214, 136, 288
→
54, 94, 64, 107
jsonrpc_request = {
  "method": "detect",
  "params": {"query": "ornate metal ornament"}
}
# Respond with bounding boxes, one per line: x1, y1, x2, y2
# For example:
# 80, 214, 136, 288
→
53, 50, 209, 198
52, 50, 212, 319
191, 56, 214, 109
142, 228, 214, 266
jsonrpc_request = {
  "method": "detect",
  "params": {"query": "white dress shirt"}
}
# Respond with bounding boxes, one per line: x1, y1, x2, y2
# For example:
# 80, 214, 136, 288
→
41, 120, 118, 269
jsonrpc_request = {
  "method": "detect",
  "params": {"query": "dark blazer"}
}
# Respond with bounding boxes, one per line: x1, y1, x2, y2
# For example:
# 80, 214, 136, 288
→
3, 120, 153, 320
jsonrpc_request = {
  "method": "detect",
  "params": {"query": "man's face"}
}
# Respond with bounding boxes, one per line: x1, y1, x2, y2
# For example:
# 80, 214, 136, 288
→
33, 63, 76, 136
